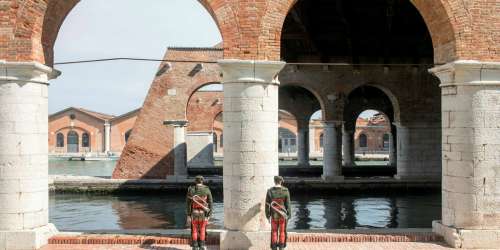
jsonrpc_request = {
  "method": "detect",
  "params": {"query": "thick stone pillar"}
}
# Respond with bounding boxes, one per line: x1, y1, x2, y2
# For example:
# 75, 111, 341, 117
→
322, 121, 344, 181
104, 121, 111, 154
388, 128, 397, 166
394, 123, 441, 180
430, 60, 500, 249
297, 119, 310, 166
0, 61, 60, 250
342, 128, 355, 167
164, 120, 188, 179
218, 60, 285, 249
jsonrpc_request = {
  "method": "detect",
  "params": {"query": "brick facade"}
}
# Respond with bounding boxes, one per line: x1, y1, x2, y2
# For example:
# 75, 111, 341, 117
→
0, 0, 496, 64
48, 107, 138, 155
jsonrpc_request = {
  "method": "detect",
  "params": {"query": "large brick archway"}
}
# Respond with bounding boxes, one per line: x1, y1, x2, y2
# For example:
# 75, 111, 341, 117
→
258, 0, 498, 64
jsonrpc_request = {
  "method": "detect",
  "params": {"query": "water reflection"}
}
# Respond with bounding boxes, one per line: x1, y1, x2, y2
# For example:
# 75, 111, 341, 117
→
50, 193, 440, 231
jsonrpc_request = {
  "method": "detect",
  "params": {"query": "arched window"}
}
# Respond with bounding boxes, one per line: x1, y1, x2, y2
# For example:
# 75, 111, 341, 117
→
220, 134, 223, 148
82, 132, 90, 148
213, 133, 218, 153
67, 131, 79, 153
319, 133, 324, 148
383, 134, 390, 149
56, 133, 64, 147
359, 134, 368, 148
125, 130, 132, 142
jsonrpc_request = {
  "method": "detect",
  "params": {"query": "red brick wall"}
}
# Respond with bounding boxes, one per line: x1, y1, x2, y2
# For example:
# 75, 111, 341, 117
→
186, 91, 223, 132
1, 0, 498, 65
112, 48, 222, 179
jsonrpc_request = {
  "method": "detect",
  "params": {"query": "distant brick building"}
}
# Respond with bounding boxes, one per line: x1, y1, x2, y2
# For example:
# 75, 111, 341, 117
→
48, 107, 139, 155
49, 105, 389, 157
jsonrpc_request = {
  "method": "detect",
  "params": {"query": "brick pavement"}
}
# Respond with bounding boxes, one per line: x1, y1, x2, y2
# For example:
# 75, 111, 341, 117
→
40, 242, 464, 250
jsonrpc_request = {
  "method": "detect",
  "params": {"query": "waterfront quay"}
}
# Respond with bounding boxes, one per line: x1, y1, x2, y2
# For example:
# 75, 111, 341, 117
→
49, 175, 440, 193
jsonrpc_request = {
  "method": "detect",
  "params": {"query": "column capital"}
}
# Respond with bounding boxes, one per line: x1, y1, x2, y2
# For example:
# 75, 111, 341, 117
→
429, 60, 500, 87
217, 59, 286, 84
163, 120, 188, 127
0, 61, 61, 85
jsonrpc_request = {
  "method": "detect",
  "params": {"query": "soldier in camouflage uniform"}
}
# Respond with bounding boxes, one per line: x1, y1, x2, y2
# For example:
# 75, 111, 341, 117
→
186, 175, 213, 250
265, 176, 292, 250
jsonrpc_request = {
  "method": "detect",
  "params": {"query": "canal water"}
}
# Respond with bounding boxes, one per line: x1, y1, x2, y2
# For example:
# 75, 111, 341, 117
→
49, 159, 439, 231
48, 159, 389, 177
50, 193, 441, 231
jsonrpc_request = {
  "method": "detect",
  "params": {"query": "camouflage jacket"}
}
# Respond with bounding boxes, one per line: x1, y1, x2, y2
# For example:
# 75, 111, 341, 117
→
265, 186, 292, 220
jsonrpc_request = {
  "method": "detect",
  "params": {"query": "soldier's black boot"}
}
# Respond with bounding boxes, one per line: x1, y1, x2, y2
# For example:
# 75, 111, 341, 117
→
191, 241, 199, 250
278, 243, 286, 250
271, 243, 278, 250
198, 240, 207, 250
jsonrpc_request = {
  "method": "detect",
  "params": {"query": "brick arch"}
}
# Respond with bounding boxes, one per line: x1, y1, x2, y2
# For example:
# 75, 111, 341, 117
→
263, 0, 464, 63
40, 0, 235, 66
186, 83, 223, 132
185, 82, 222, 118
279, 82, 326, 119
346, 83, 401, 124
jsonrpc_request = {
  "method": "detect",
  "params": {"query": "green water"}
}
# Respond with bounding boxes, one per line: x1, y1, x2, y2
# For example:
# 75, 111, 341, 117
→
49, 158, 389, 177
49, 158, 117, 177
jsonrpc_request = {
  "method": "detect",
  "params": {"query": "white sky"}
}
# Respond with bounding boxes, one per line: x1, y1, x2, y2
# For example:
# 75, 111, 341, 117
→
49, 0, 221, 115
310, 109, 378, 120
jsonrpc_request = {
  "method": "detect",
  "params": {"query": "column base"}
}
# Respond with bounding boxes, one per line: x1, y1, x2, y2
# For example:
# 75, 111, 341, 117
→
220, 230, 271, 250
433, 220, 500, 249
321, 175, 345, 182
0, 223, 58, 250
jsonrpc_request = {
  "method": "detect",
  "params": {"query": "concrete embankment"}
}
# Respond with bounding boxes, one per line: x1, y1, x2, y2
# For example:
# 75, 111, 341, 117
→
50, 175, 440, 193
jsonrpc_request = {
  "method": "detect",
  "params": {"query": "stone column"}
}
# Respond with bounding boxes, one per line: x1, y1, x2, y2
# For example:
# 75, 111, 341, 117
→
342, 128, 355, 167
0, 61, 60, 249
104, 121, 111, 154
309, 125, 316, 155
322, 121, 344, 181
297, 119, 310, 166
388, 129, 397, 166
394, 123, 441, 180
164, 120, 188, 180
430, 60, 500, 249
218, 59, 285, 250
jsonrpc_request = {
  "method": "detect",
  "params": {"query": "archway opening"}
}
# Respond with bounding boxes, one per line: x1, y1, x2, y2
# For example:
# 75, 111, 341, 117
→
186, 83, 223, 169
279, 85, 322, 169
278, 0, 442, 229
354, 110, 391, 166
46, 0, 222, 177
